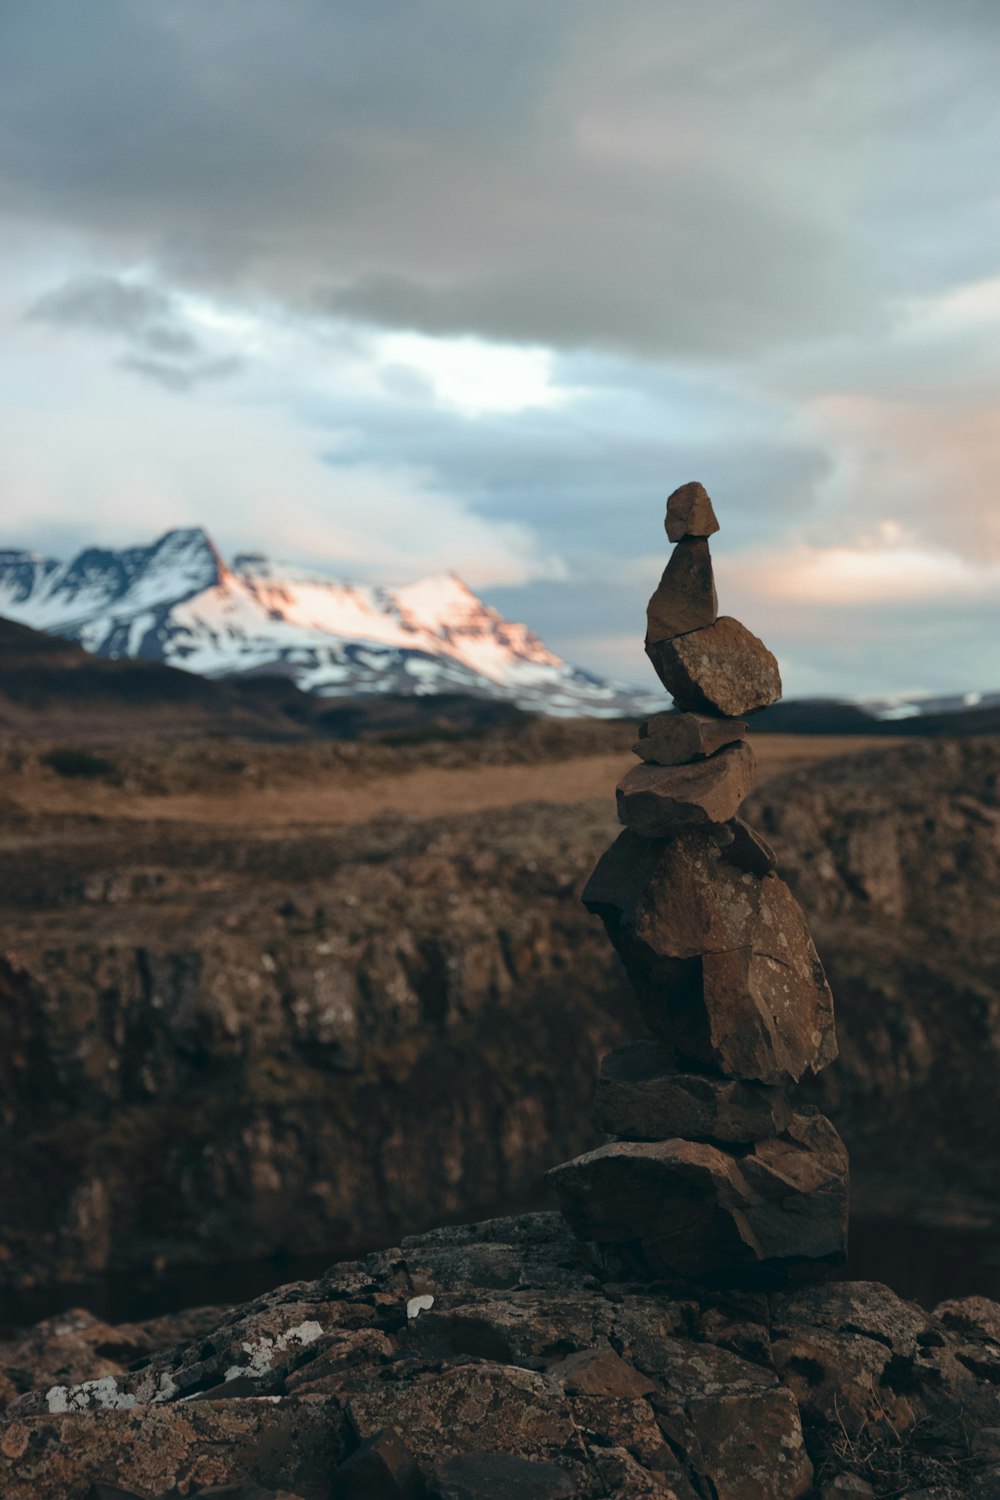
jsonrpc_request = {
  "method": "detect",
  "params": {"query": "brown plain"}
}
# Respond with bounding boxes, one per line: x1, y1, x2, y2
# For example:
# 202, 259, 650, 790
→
1, 732, 906, 829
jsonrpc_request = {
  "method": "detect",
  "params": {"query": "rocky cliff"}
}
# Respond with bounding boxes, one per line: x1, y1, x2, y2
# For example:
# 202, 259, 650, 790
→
0, 737, 998, 1289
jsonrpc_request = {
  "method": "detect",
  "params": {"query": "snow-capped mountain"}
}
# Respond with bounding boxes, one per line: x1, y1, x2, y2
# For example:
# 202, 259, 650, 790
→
0, 527, 657, 716
865, 689, 1000, 721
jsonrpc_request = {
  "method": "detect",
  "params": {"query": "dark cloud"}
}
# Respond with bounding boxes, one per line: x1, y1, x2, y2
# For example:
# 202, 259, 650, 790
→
28, 272, 241, 390
116, 353, 244, 392
3, 2, 999, 358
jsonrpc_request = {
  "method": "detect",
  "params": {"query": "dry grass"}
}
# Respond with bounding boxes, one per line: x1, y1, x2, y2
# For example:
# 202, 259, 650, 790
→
0, 733, 904, 829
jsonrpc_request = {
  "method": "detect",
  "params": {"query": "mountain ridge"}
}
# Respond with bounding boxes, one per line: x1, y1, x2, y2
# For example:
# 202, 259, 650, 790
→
0, 527, 657, 717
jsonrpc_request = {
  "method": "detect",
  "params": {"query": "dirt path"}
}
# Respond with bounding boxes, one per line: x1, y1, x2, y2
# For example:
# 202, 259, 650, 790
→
3, 734, 902, 828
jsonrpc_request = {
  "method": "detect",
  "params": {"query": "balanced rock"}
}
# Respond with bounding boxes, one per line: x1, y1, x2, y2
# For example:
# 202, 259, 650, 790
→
593, 1040, 792, 1143
665, 481, 720, 543
583, 830, 836, 1085
633, 711, 747, 766
646, 616, 781, 718
616, 742, 756, 835
646, 538, 718, 642
548, 1112, 848, 1286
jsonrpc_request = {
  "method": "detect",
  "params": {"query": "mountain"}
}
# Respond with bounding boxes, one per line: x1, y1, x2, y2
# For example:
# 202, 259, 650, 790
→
0, 527, 656, 717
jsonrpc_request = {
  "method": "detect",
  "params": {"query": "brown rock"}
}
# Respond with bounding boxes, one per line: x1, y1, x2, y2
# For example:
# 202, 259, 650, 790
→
714, 817, 776, 876
333, 1427, 425, 1499
665, 482, 720, 543
584, 830, 837, 1085
0, 1398, 351, 1500
346, 1365, 589, 1480
933, 1296, 1000, 1345
646, 617, 781, 718
633, 712, 747, 766
684, 1387, 813, 1500
616, 744, 755, 835
547, 1347, 657, 1398
548, 1113, 848, 1286
593, 1041, 791, 1143
646, 541, 717, 643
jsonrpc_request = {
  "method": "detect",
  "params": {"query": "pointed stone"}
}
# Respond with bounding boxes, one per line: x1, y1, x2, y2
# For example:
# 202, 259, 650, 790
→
633, 711, 747, 766
665, 482, 720, 543
616, 742, 755, 835
547, 1112, 848, 1286
593, 1040, 792, 1143
646, 538, 718, 643
646, 616, 781, 717
583, 830, 837, 1085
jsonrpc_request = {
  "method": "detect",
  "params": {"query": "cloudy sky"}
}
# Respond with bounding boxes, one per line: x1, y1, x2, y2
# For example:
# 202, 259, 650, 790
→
2, 1, 999, 698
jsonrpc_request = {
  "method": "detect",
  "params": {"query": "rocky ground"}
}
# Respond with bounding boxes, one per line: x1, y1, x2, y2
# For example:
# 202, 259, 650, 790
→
0, 735, 998, 1292
4, 1211, 1000, 1499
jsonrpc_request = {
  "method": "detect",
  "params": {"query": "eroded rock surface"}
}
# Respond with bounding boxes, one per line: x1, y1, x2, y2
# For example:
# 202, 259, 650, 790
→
2, 1213, 997, 1500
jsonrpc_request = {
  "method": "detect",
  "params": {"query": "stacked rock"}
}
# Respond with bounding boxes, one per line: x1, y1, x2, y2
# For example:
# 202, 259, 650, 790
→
549, 481, 848, 1289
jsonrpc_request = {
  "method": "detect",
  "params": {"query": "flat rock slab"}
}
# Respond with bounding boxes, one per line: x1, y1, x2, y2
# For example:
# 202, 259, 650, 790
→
665, 482, 720, 543
616, 743, 755, 835
583, 830, 837, 1085
646, 617, 781, 718
593, 1041, 792, 1142
548, 1113, 848, 1287
633, 712, 747, 766
646, 540, 718, 643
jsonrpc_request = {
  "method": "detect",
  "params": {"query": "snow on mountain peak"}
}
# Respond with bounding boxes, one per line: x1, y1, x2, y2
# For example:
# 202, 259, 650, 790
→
0, 527, 658, 717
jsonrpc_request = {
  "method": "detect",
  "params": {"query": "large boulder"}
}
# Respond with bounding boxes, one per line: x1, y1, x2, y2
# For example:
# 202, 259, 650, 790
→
547, 1113, 848, 1286
584, 831, 837, 1085
645, 617, 781, 717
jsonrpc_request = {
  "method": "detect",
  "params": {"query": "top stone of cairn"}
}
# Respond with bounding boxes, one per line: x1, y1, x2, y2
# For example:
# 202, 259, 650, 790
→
665, 481, 720, 543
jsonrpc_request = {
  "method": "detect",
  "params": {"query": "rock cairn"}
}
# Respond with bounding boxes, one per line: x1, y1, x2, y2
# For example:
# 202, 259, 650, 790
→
549, 481, 849, 1288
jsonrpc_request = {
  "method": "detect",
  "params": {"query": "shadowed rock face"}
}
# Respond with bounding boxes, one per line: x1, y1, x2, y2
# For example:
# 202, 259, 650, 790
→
584, 830, 836, 1085
549, 1114, 848, 1285
593, 1041, 792, 1143
3, 1212, 1000, 1500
